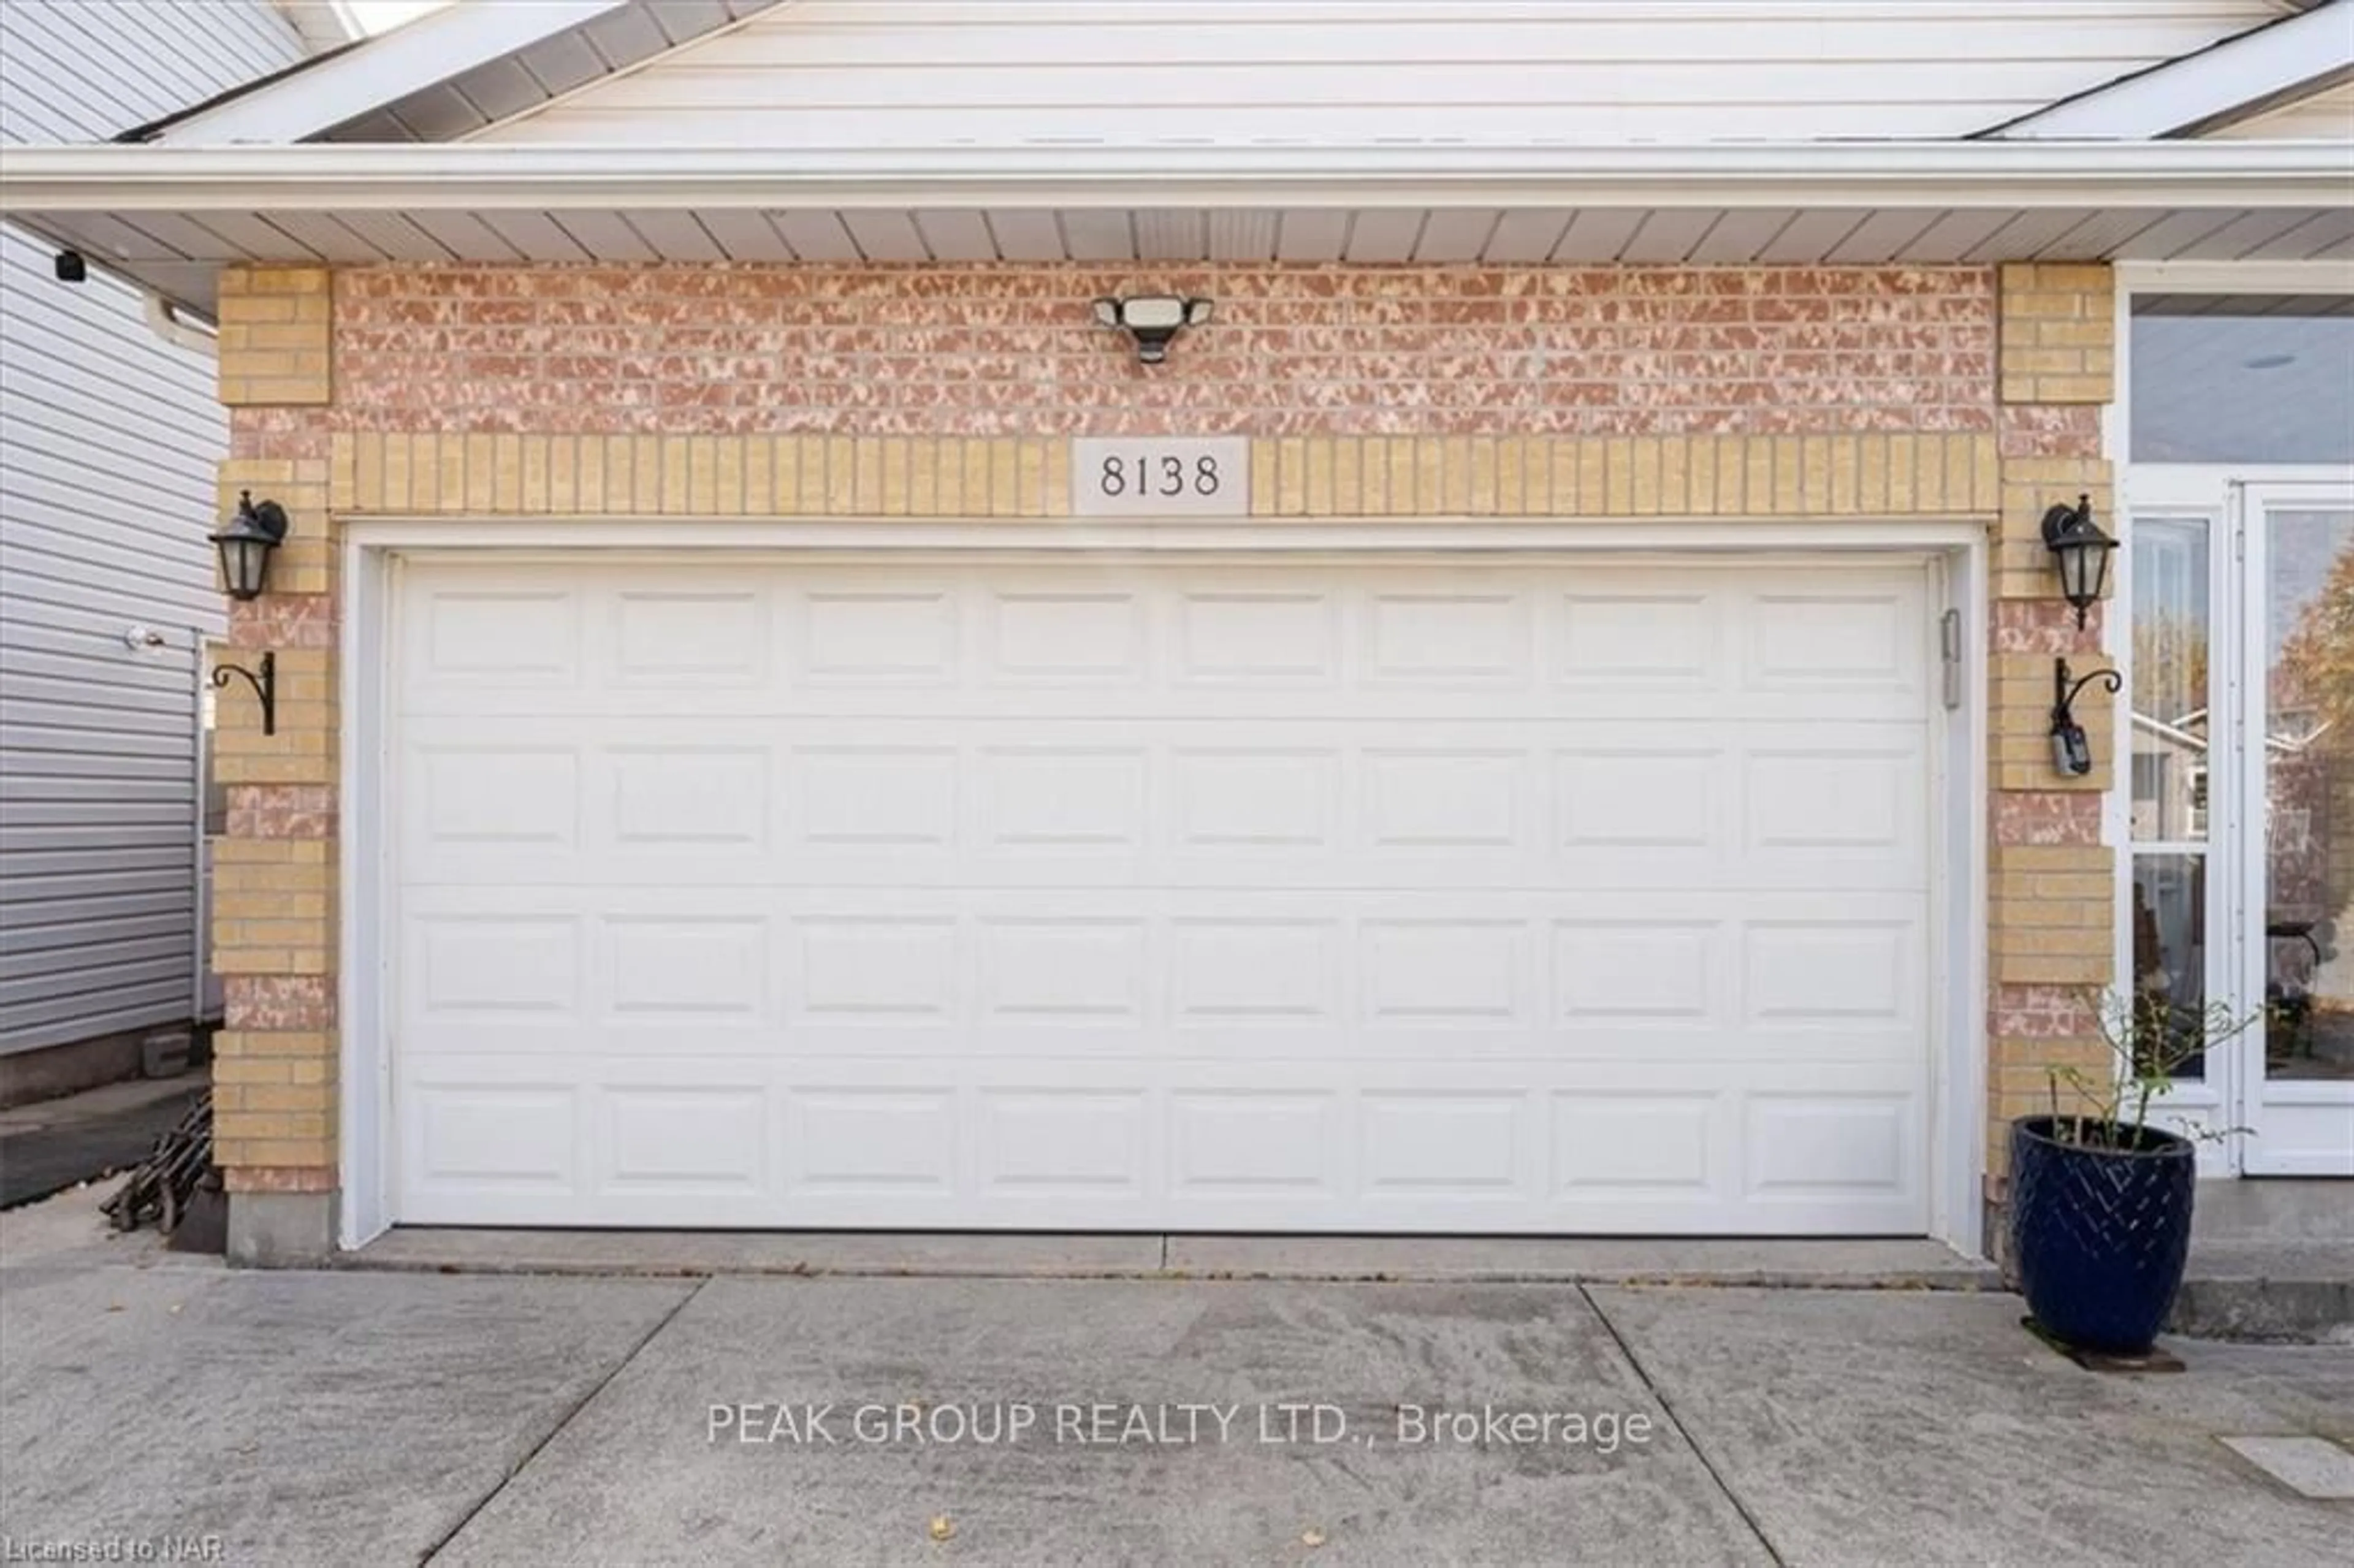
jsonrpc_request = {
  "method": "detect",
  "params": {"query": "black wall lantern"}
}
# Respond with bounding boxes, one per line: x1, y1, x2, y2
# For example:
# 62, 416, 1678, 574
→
210, 490, 288, 602
2050, 657, 2122, 777
208, 491, 285, 737
2040, 492, 2116, 630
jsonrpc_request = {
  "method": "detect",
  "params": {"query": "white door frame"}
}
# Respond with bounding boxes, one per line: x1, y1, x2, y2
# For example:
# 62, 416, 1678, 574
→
2114, 463, 2233, 1165
336, 517, 1990, 1254
2239, 479, 2354, 1173
2111, 259, 2354, 1175
2118, 471, 2354, 1171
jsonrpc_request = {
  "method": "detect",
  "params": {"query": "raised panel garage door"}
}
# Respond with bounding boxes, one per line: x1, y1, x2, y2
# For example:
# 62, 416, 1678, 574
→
390, 555, 1937, 1235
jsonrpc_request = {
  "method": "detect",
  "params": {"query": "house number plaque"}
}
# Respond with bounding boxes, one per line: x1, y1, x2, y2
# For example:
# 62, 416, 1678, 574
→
1072, 437, 1251, 519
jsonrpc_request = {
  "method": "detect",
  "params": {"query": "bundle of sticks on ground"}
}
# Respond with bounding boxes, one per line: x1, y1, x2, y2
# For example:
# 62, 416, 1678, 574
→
102, 1090, 215, 1235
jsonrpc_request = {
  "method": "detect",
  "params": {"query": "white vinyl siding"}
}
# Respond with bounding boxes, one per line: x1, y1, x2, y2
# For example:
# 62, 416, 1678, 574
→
0, 0, 308, 1056
476, 0, 2286, 147
2206, 80, 2354, 139
0, 0, 303, 145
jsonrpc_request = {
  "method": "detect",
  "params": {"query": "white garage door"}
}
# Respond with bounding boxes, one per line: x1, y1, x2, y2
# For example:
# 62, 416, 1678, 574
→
390, 554, 1938, 1235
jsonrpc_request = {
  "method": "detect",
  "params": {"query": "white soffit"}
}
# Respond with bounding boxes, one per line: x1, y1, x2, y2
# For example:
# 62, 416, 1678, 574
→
5, 143, 2350, 318
1989, 2, 2354, 139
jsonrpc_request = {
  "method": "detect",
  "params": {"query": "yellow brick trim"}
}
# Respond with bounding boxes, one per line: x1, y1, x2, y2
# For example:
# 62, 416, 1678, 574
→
1998, 263, 2115, 406
1990, 953, 2115, 988
213, 1024, 338, 1171
1252, 433, 1997, 519
1985, 845, 2120, 987
1989, 844, 2112, 875
210, 641, 336, 786
218, 266, 332, 406
330, 431, 2003, 521
333, 433, 1092, 519
1994, 459, 2114, 599
209, 847, 336, 985
1990, 652, 2115, 792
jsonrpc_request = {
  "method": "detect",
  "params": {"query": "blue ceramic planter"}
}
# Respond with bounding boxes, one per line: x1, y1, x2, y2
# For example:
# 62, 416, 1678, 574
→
2008, 1115, 2196, 1355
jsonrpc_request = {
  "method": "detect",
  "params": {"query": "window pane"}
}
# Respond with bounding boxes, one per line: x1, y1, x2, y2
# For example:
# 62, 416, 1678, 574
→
2130, 296, 2354, 464
2131, 853, 2209, 1081
2131, 517, 2210, 842
2263, 506, 2354, 1083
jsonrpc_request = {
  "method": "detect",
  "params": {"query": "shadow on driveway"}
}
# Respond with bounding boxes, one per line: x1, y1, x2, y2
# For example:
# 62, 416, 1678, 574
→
0, 1084, 205, 1210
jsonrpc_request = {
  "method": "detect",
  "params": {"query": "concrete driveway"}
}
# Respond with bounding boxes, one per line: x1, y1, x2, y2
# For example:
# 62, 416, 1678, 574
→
2, 1193, 2346, 1567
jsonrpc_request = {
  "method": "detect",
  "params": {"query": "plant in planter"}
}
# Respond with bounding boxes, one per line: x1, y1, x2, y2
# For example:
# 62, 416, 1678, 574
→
2008, 990, 2256, 1357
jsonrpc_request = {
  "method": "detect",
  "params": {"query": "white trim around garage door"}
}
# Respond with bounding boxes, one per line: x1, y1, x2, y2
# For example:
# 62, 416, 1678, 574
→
337, 517, 1990, 1255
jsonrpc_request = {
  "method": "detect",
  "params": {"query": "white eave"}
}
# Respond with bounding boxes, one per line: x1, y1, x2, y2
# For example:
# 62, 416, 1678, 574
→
15, 139, 2354, 207
2, 140, 2350, 317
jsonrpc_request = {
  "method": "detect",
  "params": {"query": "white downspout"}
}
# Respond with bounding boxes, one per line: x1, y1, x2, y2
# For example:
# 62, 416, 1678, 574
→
143, 292, 218, 355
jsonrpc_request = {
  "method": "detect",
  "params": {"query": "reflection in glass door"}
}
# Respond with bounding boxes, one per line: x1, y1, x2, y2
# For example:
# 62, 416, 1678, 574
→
2130, 517, 2213, 1083
2245, 489, 2354, 1174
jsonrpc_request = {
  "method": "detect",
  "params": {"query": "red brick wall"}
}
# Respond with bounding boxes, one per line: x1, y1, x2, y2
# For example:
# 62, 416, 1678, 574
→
316, 264, 1997, 438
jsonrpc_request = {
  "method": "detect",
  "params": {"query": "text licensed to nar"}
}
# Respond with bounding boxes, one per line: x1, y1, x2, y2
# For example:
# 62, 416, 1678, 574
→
707, 1402, 1656, 1454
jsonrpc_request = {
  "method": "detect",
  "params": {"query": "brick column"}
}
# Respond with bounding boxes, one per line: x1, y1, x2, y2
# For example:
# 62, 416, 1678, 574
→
213, 265, 341, 1265
1986, 263, 2119, 1219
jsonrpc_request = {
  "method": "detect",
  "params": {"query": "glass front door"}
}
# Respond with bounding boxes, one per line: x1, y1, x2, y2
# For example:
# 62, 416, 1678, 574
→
2244, 487, 2354, 1173
2128, 287, 2353, 1176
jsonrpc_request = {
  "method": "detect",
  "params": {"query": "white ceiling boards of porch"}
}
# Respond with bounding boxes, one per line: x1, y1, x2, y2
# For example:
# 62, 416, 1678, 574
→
468, 1, 2295, 147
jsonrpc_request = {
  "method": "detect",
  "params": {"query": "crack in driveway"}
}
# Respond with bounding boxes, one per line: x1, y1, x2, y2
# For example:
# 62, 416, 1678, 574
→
1581, 1284, 1788, 1568
422, 1278, 707, 1564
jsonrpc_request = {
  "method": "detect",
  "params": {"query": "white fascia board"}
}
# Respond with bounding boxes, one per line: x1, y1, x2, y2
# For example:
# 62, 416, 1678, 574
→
1991, 4, 2354, 139
4, 140, 2352, 215
270, 1, 364, 51
156, 0, 627, 143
